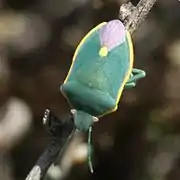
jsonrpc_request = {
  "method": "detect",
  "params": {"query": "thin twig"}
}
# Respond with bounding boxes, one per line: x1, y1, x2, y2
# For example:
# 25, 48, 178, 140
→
119, 0, 157, 34
25, 110, 75, 180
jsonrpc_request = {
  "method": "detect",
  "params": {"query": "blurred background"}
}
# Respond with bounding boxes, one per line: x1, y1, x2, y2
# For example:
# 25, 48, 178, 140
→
0, 0, 180, 180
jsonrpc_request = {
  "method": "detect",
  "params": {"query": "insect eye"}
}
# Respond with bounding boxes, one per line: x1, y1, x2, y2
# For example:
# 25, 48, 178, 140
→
71, 109, 76, 115
92, 116, 99, 122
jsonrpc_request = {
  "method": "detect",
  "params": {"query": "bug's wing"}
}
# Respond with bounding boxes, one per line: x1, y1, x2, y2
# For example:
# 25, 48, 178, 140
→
63, 22, 107, 84
61, 20, 133, 117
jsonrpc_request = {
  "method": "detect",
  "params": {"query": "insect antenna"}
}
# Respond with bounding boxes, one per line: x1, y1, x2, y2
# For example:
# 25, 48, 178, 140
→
88, 126, 94, 173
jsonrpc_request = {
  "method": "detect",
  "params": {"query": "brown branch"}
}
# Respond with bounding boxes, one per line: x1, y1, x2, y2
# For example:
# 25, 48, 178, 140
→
119, 0, 157, 34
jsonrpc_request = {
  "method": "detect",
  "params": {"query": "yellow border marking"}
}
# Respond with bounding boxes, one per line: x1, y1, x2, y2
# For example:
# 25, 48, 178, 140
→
99, 46, 108, 57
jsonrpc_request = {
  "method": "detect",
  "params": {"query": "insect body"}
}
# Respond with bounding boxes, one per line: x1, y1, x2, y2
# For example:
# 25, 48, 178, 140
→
60, 19, 146, 172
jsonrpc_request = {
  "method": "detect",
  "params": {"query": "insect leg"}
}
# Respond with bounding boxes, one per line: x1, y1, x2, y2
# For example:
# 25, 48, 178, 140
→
124, 82, 136, 89
128, 68, 146, 83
